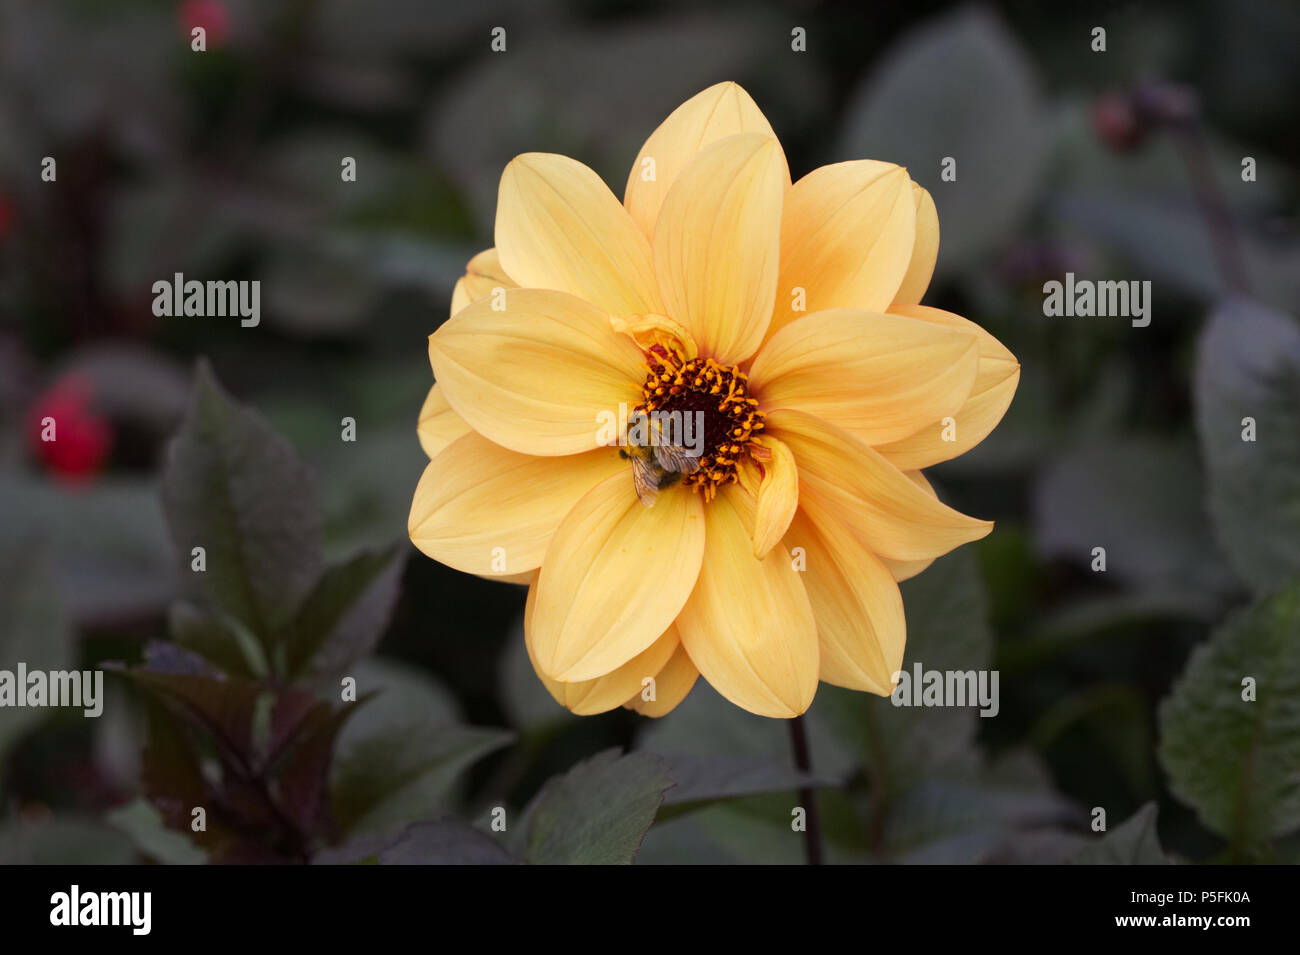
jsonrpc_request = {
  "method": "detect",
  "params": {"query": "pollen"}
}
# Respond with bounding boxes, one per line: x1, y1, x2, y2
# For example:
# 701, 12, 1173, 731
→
637, 347, 765, 502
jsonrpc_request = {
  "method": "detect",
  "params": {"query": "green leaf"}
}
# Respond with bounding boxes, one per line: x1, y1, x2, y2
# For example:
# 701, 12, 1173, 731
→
1033, 437, 1231, 607
277, 542, 406, 679
376, 820, 516, 865
656, 754, 835, 820
168, 601, 265, 678
1159, 582, 1300, 852
1069, 803, 1170, 865
118, 649, 266, 773
160, 360, 324, 646
881, 751, 1075, 864
0, 538, 73, 761
514, 749, 674, 865
330, 659, 513, 841
268, 699, 365, 836
1194, 298, 1300, 594
836, 7, 1049, 274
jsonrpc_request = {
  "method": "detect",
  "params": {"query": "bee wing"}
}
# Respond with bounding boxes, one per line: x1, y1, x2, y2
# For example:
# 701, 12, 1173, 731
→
653, 442, 702, 475
630, 456, 660, 507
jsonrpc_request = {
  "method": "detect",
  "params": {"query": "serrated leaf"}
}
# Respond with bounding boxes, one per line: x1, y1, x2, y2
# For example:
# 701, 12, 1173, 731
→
1069, 803, 1170, 864
515, 749, 674, 865
1194, 298, 1300, 593
376, 820, 516, 865
837, 7, 1049, 274
161, 360, 323, 645
1159, 582, 1300, 851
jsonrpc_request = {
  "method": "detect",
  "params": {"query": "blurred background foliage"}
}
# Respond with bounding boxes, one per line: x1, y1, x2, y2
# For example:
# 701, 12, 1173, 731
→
1, 0, 1299, 863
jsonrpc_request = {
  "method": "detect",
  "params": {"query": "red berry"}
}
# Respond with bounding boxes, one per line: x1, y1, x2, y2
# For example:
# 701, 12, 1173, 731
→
27, 375, 113, 485
179, 0, 230, 47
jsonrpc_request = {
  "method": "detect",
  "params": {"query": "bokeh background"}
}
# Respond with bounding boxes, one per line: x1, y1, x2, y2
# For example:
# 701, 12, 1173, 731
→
2, 0, 1299, 864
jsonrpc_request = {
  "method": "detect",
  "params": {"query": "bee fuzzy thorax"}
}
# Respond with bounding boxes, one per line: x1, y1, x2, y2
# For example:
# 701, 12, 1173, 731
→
635, 351, 765, 502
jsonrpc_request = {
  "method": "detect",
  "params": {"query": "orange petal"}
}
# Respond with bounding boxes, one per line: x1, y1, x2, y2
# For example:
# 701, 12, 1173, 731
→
767, 161, 915, 341
749, 308, 980, 447
891, 184, 939, 306
428, 288, 645, 456
675, 485, 818, 718
624, 82, 790, 240
496, 153, 662, 317
409, 431, 624, 577
877, 471, 939, 581
416, 383, 471, 459
450, 248, 517, 316
874, 305, 1020, 469
532, 474, 705, 682
653, 133, 785, 365
525, 578, 682, 715
625, 641, 700, 717
767, 408, 992, 562
785, 496, 905, 695
745, 435, 799, 559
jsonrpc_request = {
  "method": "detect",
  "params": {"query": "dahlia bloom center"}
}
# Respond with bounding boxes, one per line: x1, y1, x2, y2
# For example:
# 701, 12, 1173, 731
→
636, 345, 764, 499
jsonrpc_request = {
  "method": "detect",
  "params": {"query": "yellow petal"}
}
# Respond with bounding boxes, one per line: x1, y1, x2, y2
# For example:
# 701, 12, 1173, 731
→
625, 641, 700, 717
525, 579, 681, 715
785, 496, 904, 695
652, 133, 785, 365
609, 312, 698, 361
624, 82, 790, 240
450, 248, 517, 317
747, 436, 799, 559
892, 184, 939, 306
428, 288, 645, 456
749, 308, 980, 447
416, 383, 471, 459
878, 471, 939, 581
766, 161, 915, 341
496, 153, 661, 317
408, 431, 624, 577
675, 485, 818, 718
767, 408, 992, 562
874, 305, 1020, 469
532, 474, 705, 682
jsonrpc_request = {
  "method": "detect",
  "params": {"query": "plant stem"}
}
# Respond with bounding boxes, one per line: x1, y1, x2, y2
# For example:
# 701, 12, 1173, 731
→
788, 715, 824, 865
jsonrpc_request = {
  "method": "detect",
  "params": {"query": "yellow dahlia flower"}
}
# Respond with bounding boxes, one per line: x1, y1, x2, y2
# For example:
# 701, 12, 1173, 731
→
409, 82, 1018, 719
